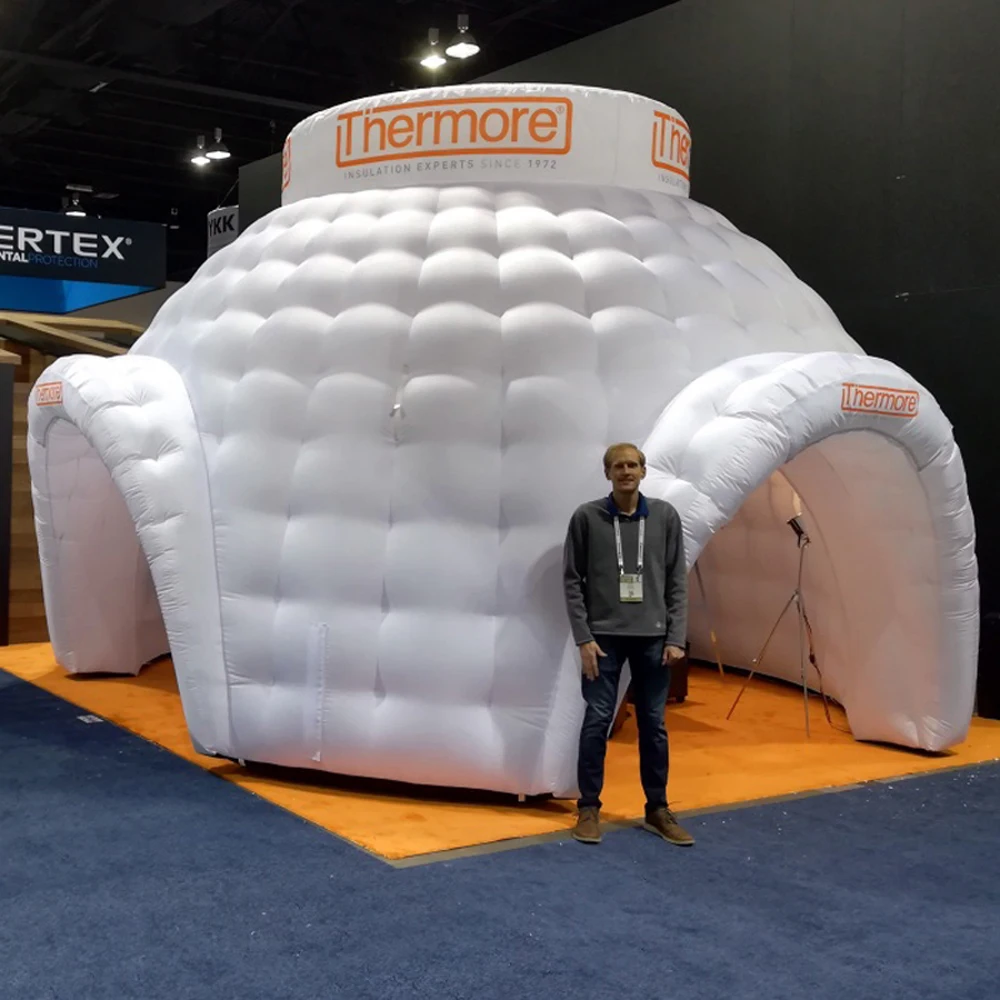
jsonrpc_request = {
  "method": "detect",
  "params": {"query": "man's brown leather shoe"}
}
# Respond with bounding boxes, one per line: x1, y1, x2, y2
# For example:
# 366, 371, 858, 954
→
572, 807, 602, 844
643, 806, 695, 846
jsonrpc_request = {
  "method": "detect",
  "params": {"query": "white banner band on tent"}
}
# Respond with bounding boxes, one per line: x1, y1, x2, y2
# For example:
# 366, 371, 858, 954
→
281, 84, 692, 202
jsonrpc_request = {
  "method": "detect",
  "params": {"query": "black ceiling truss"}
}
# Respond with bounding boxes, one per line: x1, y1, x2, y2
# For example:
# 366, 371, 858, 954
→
0, 0, 672, 280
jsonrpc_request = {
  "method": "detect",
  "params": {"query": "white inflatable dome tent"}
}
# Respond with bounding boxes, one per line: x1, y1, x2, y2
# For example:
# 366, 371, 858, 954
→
27, 84, 979, 797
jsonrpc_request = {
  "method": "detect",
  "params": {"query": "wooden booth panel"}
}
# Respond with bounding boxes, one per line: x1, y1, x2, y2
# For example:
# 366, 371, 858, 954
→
4, 348, 52, 644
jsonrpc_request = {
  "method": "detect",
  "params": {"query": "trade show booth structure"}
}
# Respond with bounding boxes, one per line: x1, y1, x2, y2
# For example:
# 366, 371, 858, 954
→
25, 84, 979, 798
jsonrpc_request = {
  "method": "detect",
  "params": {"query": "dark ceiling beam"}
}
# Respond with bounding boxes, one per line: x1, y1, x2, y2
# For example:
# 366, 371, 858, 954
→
0, 185, 215, 230
46, 119, 275, 151
460, 0, 601, 35
18, 138, 232, 173
99, 85, 302, 126
224, 0, 308, 80
0, 174, 206, 201
3, 155, 233, 194
290, 5, 379, 93
40, 122, 209, 151
0, 48, 325, 113
0, 0, 120, 103
189, 47, 326, 79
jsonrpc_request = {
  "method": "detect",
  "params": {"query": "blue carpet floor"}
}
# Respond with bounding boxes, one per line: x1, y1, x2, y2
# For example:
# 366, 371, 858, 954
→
1, 667, 998, 1000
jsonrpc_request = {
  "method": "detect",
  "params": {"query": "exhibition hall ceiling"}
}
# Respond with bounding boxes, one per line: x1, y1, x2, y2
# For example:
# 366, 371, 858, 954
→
0, 0, 673, 279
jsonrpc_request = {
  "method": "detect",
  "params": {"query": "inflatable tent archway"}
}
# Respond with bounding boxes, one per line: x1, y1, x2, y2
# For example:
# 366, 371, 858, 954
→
25, 84, 979, 797
643, 351, 977, 751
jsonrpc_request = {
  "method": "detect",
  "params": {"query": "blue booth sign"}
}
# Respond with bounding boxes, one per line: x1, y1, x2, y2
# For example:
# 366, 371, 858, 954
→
0, 207, 166, 314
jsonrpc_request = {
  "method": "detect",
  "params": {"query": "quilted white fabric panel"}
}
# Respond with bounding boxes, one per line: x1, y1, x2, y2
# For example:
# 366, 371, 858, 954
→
123, 181, 867, 793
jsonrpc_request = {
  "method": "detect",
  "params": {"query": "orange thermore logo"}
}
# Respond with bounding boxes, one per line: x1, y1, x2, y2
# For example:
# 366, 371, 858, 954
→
651, 110, 692, 181
335, 97, 574, 167
35, 381, 63, 406
281, 136, 292, 191
841, 382, 920, 418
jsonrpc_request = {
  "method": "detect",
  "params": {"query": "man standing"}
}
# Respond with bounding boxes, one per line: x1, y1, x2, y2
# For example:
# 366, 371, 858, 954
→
563, 443, 695, 847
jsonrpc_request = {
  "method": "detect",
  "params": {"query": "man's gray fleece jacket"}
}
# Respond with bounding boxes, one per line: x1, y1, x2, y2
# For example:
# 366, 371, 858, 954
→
563, 494, 688, 648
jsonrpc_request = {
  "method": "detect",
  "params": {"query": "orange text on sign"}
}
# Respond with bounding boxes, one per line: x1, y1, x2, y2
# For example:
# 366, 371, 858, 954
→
841, 382, 920, 418
651, 110, 691, 180
35, 381, 63, 406
335, 97, 574, 168
281, 137, 291, 191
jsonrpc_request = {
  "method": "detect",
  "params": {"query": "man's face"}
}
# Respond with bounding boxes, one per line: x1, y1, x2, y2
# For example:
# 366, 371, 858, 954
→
606, 449, 645, 494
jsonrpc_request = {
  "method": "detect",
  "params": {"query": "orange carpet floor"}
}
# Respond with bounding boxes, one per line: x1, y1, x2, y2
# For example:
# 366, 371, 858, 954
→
4, 642, 1000, 861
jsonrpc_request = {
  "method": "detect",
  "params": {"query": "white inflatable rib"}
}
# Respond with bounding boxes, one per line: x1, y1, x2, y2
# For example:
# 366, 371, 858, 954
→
643, 351, 977, 751
26, 84, 978, 795
28, 354, 230, 755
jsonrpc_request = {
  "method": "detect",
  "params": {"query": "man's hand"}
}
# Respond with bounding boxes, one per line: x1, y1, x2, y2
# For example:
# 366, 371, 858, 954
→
579, 641, 606, 681
663, 644, 685, 667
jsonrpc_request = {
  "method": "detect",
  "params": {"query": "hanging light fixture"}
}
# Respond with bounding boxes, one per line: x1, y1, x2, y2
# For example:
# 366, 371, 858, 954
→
190, 135, 210, 167
65, 193, 86, 217
206, 127, 231, 161
420, 28, 447, 69
445, 14, 479, 59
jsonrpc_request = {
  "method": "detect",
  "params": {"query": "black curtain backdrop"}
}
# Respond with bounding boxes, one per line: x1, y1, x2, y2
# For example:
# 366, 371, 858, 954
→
476, 0, 1000, 713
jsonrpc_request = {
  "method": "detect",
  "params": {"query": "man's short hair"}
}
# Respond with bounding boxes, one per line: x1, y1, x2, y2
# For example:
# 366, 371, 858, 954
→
603, 443, 646, 472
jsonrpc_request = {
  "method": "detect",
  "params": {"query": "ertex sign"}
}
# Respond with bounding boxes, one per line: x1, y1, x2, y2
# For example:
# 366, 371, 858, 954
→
335, 96, 574, 168
0, 228, 128, 262
0, 207, 165, 288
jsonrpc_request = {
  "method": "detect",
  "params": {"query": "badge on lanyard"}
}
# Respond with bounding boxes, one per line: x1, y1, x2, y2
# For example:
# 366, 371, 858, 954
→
615, 515, 645, 603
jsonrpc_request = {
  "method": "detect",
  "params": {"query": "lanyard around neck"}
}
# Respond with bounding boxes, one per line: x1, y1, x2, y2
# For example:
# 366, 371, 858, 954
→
614, 515, 645, 575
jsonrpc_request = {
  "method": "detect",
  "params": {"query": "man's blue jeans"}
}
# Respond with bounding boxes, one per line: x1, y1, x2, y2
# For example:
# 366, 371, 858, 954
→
577, 635, 670, 813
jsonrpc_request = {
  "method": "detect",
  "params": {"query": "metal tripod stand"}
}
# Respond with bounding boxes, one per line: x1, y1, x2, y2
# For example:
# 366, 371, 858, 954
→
693, 562, 726, 681
726, 517, 833, 736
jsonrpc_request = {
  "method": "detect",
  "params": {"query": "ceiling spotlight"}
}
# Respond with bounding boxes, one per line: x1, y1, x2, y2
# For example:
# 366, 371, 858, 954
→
445, 14, 479, 59
190, 135, 210, 167
65, 194, 86, 217
420, 27, 447, 69
206, 127, 231, 161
